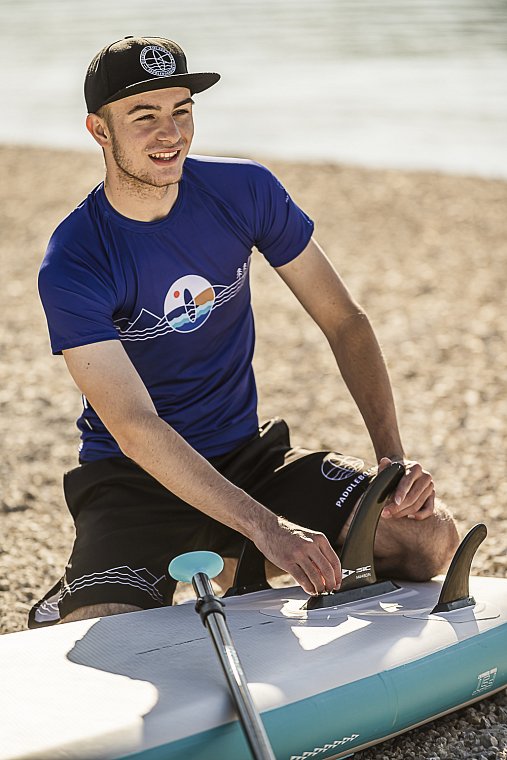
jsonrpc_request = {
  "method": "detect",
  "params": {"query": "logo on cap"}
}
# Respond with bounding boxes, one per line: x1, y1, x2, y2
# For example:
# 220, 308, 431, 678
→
140, 45, 177, 77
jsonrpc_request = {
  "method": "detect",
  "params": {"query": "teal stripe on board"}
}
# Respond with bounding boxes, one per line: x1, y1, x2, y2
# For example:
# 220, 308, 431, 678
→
124, 623, 507, 760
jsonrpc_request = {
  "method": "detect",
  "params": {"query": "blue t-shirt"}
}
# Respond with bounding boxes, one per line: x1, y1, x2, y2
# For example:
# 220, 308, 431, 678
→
38, 156, 314, 462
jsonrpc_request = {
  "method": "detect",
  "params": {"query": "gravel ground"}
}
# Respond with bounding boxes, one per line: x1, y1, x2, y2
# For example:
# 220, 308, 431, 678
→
0, 145, 505, 758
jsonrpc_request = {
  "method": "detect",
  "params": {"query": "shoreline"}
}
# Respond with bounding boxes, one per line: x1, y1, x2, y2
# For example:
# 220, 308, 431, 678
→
2, 140, 507, 183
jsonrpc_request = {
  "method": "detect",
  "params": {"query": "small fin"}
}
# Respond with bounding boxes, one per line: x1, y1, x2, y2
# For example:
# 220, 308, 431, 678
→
431, 523, 487, 614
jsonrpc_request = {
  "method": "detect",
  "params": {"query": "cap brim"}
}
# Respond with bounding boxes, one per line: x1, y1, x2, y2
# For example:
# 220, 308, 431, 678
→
97, 72, 220, 111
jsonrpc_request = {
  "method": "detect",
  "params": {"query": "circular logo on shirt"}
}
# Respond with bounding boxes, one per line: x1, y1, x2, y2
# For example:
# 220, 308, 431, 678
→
163, 275, 216, 333
140, 46, 177, 77
321, 454, 365, 481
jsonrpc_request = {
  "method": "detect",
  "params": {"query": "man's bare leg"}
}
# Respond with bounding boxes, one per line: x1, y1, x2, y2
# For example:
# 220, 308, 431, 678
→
61, 603, 143, 623
372, 499, 460, 581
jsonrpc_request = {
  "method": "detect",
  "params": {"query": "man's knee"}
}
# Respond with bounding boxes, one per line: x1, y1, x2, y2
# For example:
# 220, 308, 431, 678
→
406, 506, 459, 581
431, 501, 460, 569
375, 499, 460, 582
60, 603, 143, 623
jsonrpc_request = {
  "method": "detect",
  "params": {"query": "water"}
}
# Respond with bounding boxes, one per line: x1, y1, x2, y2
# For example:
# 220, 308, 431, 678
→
1, 0, 506, 177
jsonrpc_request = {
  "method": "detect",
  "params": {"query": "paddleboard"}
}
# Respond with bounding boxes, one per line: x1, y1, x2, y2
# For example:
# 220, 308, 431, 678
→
0, 571, 506, 760
4, 465, 506, 759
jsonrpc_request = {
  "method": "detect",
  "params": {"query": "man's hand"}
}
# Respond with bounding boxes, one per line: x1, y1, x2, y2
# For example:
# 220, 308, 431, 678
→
254, 517, 342, 596
379, 457, 435, 521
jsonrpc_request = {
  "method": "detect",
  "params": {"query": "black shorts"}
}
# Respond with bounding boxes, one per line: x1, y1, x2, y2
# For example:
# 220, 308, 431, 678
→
29, 419, 374, 627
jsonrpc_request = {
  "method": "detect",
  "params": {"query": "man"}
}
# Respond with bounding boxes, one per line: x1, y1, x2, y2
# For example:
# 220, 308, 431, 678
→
30, 36, 459, 627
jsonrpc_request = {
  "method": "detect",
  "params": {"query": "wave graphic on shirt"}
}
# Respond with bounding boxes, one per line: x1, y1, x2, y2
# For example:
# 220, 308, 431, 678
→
115, 261, 249, 341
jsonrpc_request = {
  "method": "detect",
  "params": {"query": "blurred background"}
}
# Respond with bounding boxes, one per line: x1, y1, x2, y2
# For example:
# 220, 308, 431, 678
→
1, 0, 507, 175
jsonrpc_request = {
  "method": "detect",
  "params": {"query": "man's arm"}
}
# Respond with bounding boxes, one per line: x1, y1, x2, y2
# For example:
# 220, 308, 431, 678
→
275, 237, 435, 520
63, 340, 341, 594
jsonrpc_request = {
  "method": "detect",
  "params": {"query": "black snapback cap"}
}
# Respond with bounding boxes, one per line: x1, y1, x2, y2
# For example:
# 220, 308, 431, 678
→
85, 36, 220, 113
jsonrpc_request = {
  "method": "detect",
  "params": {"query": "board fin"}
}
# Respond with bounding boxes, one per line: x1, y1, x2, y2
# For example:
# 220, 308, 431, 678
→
431, 523, 487, 614
305, 462, 405, 610
224, 539, 272, 597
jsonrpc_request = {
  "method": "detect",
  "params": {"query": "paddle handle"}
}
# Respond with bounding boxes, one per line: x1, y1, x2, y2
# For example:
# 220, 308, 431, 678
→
193, 573, 276, 760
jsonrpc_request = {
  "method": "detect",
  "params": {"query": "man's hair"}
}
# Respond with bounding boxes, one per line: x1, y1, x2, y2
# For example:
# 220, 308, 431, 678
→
96, 104, 113, 129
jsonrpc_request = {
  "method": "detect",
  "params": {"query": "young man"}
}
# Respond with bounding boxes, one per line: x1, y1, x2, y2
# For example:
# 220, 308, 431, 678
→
31, 36, 459, 627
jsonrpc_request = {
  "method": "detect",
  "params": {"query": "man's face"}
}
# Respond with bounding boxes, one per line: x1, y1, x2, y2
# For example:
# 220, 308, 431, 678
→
98, 87, 195, 189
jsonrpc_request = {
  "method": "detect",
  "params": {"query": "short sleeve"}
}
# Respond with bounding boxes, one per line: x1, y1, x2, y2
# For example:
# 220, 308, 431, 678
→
38, 234, 119, 355
252, 165, 314, 267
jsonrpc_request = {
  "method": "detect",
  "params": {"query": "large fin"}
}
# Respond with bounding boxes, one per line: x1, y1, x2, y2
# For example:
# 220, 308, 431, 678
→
305, 462, 405, 610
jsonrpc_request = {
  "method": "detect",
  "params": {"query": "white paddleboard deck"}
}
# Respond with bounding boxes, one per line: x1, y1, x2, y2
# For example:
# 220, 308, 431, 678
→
1, 575, 506, 760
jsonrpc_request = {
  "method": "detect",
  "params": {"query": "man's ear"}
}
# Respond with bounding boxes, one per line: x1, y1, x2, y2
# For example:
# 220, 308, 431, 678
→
86, 113, 110, 148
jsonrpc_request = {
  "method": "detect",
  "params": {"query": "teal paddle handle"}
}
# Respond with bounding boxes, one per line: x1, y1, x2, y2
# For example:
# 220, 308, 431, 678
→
169, 551, 224, 583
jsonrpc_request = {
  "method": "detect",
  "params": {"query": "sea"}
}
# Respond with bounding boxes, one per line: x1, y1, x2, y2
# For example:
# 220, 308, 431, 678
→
1, 0, 506, 177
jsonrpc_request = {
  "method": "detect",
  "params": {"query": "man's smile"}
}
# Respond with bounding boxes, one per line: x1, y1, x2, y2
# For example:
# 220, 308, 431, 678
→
148, 150, 180, 165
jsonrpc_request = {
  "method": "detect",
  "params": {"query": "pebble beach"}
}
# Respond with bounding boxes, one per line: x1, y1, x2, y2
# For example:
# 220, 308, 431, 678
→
0, 144, 506, 758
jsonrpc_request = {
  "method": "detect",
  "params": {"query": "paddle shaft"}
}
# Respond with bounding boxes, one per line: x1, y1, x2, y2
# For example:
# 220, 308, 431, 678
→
193, 573, 276, 760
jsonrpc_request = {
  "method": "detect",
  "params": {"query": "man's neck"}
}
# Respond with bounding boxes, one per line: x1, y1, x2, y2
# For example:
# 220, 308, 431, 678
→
103, 171, 180, 222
